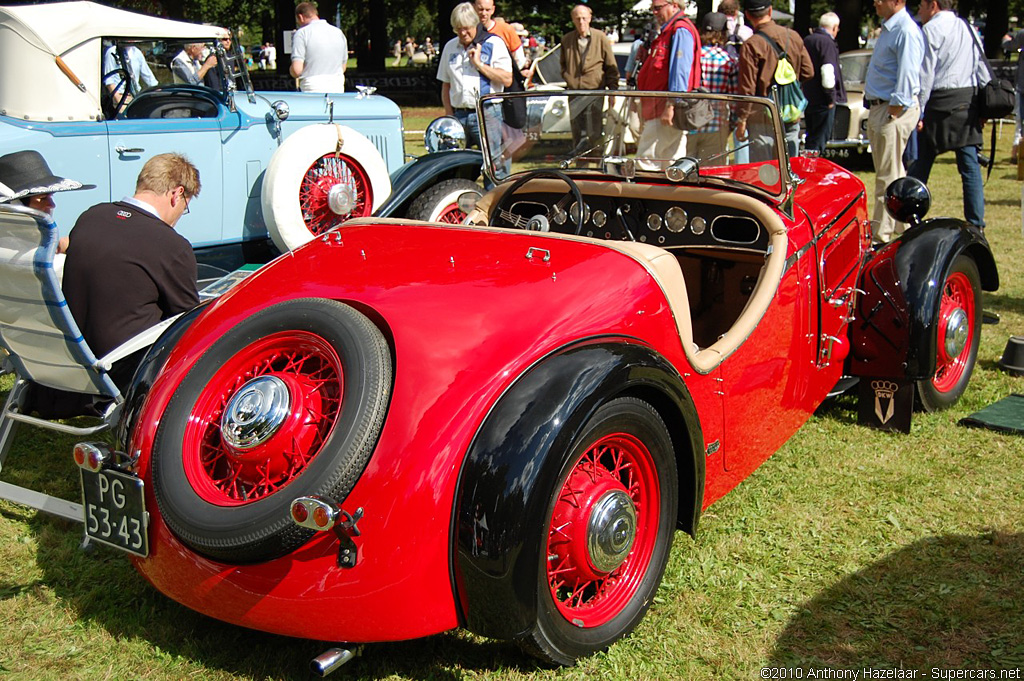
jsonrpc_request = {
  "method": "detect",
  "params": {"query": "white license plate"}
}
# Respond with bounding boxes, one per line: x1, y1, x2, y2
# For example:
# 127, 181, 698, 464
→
79, 467, 149, 557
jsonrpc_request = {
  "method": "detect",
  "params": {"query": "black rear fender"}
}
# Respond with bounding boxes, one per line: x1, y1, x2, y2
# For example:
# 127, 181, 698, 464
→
451, 340, 704, 639
849, 219, 997, 379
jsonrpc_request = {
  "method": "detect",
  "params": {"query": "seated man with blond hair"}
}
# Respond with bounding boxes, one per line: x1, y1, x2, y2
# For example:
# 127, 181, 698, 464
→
63, 153, 201, 390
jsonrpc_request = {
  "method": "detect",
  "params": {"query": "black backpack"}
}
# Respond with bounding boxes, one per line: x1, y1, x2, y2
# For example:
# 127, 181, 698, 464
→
725, 21, 743, 59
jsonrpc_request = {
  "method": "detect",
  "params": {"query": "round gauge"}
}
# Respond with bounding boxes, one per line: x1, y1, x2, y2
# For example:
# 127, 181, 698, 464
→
665, 206, 688, 233
570, 201, 591, 225
646, 213, 662, 231
690, 216, 707, 235
592, 210, 607, 228
551, 205, 567, 225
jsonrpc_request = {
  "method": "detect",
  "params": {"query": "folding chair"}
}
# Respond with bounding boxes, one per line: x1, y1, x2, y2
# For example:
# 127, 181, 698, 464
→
0, 203, 176, 522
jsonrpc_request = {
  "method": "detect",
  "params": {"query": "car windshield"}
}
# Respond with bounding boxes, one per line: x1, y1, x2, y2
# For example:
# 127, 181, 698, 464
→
839, 52, 871, 87
477, 90, 788, 201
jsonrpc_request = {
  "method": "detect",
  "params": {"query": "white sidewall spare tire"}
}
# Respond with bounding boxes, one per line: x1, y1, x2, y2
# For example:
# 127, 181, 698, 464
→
261, 124, 392, 252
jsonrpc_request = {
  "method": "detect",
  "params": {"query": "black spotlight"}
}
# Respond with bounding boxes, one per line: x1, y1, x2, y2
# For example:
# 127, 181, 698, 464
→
884, 176, 931, 227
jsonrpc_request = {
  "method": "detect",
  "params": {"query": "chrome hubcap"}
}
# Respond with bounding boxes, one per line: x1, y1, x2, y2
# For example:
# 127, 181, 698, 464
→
221, 376, 291, 451
587, 490, 637, 573
327, 181, 357, 215
944, 308, 969, 358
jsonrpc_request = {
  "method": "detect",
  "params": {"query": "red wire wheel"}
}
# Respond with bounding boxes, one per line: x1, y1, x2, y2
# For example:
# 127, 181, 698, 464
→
932, 271, 975, 393
152, 299, 391, 563
299, 153, 373, 237
434, 202, 465, 224
181, 331, 343, 505
918, 255, 982, 411
522, 397, 677, 664
546, 432, 660, 627
406, 178, 479, 223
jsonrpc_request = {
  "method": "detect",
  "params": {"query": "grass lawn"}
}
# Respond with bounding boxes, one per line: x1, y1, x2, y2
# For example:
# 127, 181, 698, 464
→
2, 121, 1023, 680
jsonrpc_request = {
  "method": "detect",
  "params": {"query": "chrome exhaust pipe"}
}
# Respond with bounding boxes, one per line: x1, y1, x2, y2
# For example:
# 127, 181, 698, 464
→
310, 645, 362, 677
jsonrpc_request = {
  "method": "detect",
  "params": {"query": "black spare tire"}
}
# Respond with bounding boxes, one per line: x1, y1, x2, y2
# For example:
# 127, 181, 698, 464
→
151, 298, 392, 563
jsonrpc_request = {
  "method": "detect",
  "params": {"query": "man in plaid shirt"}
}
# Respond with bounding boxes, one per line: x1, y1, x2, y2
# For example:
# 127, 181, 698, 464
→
689, 12, 739, 160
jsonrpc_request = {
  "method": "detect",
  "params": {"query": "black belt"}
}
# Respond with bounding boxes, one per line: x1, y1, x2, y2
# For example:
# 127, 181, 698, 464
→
865, 98, 886, 108
453, 107, 474, 112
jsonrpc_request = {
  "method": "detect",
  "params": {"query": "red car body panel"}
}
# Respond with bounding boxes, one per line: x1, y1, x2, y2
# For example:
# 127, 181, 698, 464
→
125, 161, 869, 642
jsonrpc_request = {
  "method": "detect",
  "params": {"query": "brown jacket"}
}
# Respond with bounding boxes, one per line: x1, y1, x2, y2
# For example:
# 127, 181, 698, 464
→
737, 21, 813, 118
559, 27, 619, 90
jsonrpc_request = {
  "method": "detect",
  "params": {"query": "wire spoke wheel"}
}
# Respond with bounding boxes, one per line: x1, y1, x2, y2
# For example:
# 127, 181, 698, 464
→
153, 299, 391, 563
435, 202, 465, 223
299, 153, 372, 236
183, 331, 343, 506
521, 397, 677, 665
546, 433, 659, 627
917, 255, 982, 411
931, 271, 975, 393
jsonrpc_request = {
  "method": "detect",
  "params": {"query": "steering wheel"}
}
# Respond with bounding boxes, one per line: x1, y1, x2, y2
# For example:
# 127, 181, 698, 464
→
102, 67, 132, 114
491, 169, 586, 235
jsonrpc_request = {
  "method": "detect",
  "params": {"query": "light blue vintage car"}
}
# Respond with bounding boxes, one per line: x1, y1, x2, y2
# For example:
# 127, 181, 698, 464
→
0, 1, 482, 267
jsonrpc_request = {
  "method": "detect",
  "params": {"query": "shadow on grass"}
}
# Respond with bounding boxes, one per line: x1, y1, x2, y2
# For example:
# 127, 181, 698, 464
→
981, 292, 1024, 317
769, 531, 1024, 670
25, 510, 540, 679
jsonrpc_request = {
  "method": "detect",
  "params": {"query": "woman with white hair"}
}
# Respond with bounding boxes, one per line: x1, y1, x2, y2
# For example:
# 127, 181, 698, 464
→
436, 1, 512, 169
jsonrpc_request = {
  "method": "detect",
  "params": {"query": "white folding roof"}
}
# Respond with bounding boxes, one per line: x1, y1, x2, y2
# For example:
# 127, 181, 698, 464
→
0, 2, 228, 121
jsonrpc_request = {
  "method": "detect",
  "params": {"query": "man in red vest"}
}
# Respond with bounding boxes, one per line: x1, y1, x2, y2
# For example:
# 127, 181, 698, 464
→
636, 0, 702, 168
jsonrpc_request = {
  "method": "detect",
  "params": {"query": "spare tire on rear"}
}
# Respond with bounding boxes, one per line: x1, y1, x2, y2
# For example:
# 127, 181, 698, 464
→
151, 298, 391, 563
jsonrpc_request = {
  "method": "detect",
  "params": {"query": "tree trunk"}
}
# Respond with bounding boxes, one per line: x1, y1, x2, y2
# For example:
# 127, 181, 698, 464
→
836, 0, 862, 53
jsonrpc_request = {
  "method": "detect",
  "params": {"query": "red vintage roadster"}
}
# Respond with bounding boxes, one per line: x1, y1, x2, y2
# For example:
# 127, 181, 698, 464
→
74, 92, 997, 674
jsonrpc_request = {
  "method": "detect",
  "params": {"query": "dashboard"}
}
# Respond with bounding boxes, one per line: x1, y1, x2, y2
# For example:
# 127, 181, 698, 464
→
497, 190, 770, 253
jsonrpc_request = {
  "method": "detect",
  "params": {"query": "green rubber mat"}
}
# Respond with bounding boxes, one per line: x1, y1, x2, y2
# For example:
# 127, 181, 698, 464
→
959, 394, 1024, 434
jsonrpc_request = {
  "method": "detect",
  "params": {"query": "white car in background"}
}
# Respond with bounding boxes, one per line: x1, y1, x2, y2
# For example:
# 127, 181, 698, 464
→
822, 49, 872, 167
524, 43, 637, 151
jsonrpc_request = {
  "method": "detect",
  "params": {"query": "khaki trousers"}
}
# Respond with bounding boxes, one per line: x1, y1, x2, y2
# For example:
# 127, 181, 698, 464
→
866, 103, 919, 243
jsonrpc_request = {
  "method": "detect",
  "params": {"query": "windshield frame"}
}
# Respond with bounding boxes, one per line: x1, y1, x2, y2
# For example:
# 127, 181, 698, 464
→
476, 89, 792, 205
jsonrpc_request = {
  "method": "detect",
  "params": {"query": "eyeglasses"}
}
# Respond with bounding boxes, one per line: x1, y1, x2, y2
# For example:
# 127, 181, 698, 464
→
650, 3, 668, 10
182, 195, 190, 214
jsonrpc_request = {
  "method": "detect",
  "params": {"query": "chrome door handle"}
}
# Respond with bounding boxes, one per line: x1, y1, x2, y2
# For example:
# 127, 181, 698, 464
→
115, 146, 144, 154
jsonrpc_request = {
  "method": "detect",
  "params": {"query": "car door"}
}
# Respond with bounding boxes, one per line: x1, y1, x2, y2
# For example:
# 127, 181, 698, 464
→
814, 197, 868, 369
104, 108, 224, 248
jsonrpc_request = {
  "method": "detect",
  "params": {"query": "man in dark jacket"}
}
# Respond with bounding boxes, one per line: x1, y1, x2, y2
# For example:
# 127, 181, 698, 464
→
802, 12, 846, 153
63, 153, 201, 390
734, 0, 813, 160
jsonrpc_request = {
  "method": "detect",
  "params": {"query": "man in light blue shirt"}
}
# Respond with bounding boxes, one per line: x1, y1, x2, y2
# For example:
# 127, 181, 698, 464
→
102, 44, 158, 109
864, 0, 924, 243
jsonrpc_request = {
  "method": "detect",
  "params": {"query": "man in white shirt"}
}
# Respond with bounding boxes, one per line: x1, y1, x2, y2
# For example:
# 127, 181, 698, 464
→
907, 0, 989, 229
171, 43, 217, 85
437, 1, 512, 172
290, 2, 348, 92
